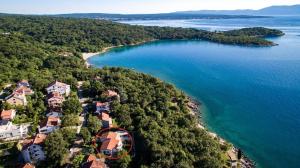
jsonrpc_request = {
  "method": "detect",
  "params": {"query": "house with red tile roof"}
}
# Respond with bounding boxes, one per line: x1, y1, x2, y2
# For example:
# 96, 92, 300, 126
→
82, 154, 107, 168
33, 134, 47, 145
1, 109, 16, 120
46, 81, 71, 96
20, 163, 35, 168
100, 113, 112, 128
13, 85, 34, 96
21, 134, 47, 164
38, 116, 61, 134
99, 132, 123, 156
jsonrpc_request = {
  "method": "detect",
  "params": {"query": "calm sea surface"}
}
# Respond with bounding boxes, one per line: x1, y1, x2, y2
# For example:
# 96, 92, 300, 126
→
89, 16, 300, 168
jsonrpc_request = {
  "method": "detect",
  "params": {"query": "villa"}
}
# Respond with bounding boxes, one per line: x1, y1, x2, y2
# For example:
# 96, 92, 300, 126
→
22, 134, 47, 164
1, 109, 16, 120
13, 85, 34, 96
47, 92, 65, 111
99, 132, 123, 156
14, 80, 34, 96
38, 116, 61, 134
82, 154, 107, 168
0, 120, 29, 141
5, 92, 27, 106
46, 81, 71, 96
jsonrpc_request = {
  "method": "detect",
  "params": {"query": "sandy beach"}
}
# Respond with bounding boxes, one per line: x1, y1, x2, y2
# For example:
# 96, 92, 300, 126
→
82, 40, 157, 67
82, 46, 115, 67
82, 45, 125, 67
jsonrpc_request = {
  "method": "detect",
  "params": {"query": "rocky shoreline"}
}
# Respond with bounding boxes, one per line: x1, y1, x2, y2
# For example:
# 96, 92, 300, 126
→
187, 97, 255, 168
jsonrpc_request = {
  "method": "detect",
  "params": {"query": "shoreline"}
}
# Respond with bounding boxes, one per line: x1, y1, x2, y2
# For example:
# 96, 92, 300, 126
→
82, 39, 157, 67
187, 97, 255, 168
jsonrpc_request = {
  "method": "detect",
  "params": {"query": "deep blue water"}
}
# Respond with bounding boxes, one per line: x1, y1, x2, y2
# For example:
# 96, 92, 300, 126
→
89, 16, 300, 168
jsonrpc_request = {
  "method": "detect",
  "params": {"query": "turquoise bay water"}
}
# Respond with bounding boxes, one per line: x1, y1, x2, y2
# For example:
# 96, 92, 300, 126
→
89, 17, 300, 168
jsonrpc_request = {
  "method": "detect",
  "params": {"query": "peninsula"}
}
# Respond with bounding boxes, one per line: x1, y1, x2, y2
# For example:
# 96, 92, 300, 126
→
0, 14, 283, 50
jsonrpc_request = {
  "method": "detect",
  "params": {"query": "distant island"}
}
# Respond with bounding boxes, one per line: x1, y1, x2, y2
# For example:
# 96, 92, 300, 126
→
177, 4, 300, 16
47, 4, 300, 22
0, 15, 284, 50
55, 13, 269, 21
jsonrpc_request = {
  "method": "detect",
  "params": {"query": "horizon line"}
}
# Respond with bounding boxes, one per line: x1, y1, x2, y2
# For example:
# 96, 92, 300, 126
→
0, 4, 299, 15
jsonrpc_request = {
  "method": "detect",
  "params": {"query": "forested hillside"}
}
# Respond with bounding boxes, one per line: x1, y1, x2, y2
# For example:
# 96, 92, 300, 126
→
0, 32, 227, 168
0, 14, 283, 52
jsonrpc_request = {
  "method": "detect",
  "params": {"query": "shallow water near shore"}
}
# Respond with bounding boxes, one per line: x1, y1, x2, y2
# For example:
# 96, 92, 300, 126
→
89, 16, 300, 168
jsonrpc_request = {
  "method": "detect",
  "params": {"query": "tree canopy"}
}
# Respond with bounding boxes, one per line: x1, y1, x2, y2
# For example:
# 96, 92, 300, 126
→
44, 131, 69, 167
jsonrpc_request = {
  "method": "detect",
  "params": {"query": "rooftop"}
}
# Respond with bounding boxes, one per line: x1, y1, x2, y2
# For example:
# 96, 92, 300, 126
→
18, 79, 29, 84
86, 154, 97, 162
100, 131, 118, 140
101, 113, 110, 121
40, 116, 60, 128
20, 138, 34, 150
1, 109, 15, 120
84, 154, 107, 168
47, 80, 69, 88
100, 138, 119, 150
96, 102, 108, 107
20, 163, 35, 168
13, 85, 33, 94
104, 90, 118, 97
33, 133, 47, 144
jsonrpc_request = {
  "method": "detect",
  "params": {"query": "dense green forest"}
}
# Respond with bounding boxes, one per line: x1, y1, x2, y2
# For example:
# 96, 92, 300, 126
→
223, 27, 284, 37
0, 15, 283, 52
0, 32, 227, 167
